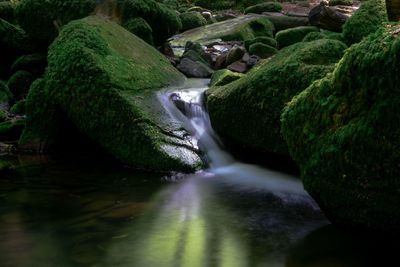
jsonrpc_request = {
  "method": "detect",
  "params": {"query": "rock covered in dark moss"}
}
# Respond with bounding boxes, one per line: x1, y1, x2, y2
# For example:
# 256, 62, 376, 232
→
263, 15, 309, 33
7, 70, 35, 100
244, 2, 283, 14
120, 0, 182, 45
15, 0, 96, 44
207, 39, 347, 155
248, 42, 277, 58
210, 69, 244, 87
180, 11, 207, 31
302, 31, 344, 42
10, 53, 47, 76
0, 80, 12, 103
329, 0, 353, 6
0, 118, 25, 140
342, 0, 387, 45
226, 45, 245, 65
123, 17, 153, 45
10, 99, 25, 115
276, 26, 319, 48
0, 1, 14, 22
281, 24, 400, 232
244, 36, 277, 51
20, 16, 202, 172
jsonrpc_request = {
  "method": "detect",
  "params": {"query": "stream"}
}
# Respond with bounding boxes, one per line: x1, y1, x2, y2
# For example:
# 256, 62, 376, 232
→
0, 79, 396, 267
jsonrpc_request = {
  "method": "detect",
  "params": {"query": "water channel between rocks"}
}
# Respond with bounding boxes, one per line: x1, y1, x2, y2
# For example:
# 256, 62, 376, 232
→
0, 79, 396, 267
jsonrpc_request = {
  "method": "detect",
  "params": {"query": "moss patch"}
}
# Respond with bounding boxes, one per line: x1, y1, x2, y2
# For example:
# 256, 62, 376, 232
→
248, 42, 277, 58
210, 69, 244, 86
281, 24, 400, 232
342, 0, 387, 45
244, 36, 277, 50
20, 16, 202, 172
0, 80, 12, 103
180, 11, 208, 32
244, 2, 283, 14
276, 26, 319, 48
207, 39, 347, 155
123, 17, 153, 45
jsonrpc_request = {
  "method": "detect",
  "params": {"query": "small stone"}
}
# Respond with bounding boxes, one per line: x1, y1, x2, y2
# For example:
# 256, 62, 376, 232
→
227, 61, 248, 73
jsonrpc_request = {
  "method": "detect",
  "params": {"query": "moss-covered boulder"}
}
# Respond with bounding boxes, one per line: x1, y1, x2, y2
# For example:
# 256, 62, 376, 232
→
15, 0, 96, 44
342, 0, 387, 45
20, 16, 202, 172
170, 14, 274, 47
244, 2, 283, 14
248, 42, 277, 58
276, 26, 320, 48
302, 31, 344, 42
244, 36, 277, 51
10, 99, 25, 115
180, 11, 208, 32
7, 70, 35, 100
10, 53, 47, 76
0, 1, 14, 22
263, 15, 310, 33
123, 17, 154, 45
281, 25, 400, 232
0, 80, 12, 103
206, 39, 347, 155
0, 118, 25, 140
120, 0, 182, 45
209, 69, 244, 87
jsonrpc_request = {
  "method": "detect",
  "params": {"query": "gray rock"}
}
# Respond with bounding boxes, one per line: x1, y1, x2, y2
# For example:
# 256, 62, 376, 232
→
177, 58, 214, 78
227, 61, 248, 73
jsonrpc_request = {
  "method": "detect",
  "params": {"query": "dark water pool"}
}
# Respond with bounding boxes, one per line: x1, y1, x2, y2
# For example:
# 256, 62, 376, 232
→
0, 156, 397, 267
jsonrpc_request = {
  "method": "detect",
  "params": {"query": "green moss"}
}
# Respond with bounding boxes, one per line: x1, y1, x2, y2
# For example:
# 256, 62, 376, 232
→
276, 26, 319, 48
123, 17, 153, 45
342, 0, 387, 45
20, 16, 201, 172
10, 53, 47, 75
15, 0, 96, 44
303, 31, 345, 42
7, 70, 35, 100
0, 109, 6, 122
244, 36, 277, 50
10, 99, 25, 115
209, 69, 244, 87
263, 15, 309, 33
281, 24, 400, 232
329, 0, 353, 6
222, 16, 274, 41
248, 42, 277, 58
120, 0, 182, 45
180, 12, 207, 32
244, 2, 283, 14
0, 80, 12, 103
0, 1, 14, 22
0, 17, 35, 54
207, 39, 347, 155
0, 118, 25, 140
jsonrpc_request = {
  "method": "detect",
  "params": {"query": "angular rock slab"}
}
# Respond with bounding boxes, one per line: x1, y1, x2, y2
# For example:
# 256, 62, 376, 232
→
20, 16, 202, 172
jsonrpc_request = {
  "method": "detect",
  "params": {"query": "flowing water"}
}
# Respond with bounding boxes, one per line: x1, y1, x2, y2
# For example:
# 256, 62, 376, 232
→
0, 79, 397, 267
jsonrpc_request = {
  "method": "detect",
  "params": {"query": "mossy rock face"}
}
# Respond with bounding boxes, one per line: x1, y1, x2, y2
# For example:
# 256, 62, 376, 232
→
248, 42, 277, 58
276, 26, 320, 48
15, 0, 96, 44
329, 0, 353, 6
206, 39, 347, 155
20, 16, 202, 172
180, 12, 208, 32
244, 36, 277, 50
342, 0, 387, 45
10, 53, 47, 76
0, 80, 12, 103
7, 70, 35, 100
0, 1, 14, 22
281, 25, 400, 232
244, 2, 283, 14
120, 0, 182, 45
209, 69, 244, 87
123, 17, 154, 45
170, 14, 274, 47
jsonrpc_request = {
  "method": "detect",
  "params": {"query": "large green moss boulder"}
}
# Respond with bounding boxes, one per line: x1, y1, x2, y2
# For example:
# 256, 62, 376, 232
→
244, 36, 277, 51
170, 14, 274, 47
180, 12, 207, 32
10, 53, 47, 76
244, 2, 283, 14
248, 42, 277, 58
7, 70, 35, 100
15, 0, 96, 44
342, 0, 387, 45
281, 25, 400, 232
209, 69, 244, 87
120, 0, 182, 45
123, 17, 154, 45
20, 16, 201, 172
276, 26, 320, 48
206, 39, 347, 155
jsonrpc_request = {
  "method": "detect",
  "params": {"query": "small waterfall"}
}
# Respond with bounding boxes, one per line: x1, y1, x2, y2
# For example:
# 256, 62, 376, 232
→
158, 79, 309, 197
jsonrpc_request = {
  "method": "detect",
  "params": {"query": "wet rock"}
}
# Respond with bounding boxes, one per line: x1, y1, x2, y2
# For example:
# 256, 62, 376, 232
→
227, 61, 248, 73
177, 58, 214, 78
226, 45, 245, 66
308, 0, 349, 32
243, 54, 260, 68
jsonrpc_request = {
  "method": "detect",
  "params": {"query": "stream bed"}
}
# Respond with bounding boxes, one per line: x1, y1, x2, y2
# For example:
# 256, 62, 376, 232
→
0, 79, 397, 267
